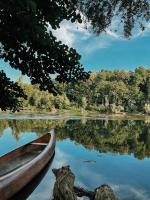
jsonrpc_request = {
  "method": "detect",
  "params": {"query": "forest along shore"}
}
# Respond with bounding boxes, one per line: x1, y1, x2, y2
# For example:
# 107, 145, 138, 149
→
15, 67, 150, 115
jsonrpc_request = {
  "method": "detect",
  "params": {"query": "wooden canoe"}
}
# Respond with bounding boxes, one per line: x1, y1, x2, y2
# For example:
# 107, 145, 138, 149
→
11, 157, 54, 200
0, 129, 56, 200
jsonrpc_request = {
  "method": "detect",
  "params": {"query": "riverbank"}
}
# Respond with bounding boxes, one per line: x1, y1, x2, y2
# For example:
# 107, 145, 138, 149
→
0, 108, 150, 120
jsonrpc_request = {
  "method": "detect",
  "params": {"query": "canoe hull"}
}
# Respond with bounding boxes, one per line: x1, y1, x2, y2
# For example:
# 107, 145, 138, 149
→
0, 131, 55, 200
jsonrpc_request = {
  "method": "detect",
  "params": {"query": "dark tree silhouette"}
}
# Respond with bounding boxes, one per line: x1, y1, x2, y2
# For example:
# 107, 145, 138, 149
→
80, 0, 150, 37
0, 71, 26, 111
0, 0, 149, 111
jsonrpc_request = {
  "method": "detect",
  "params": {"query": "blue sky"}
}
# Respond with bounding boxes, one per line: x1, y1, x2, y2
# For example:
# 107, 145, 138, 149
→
81, 36, 150, 72
0, 20, 150, 82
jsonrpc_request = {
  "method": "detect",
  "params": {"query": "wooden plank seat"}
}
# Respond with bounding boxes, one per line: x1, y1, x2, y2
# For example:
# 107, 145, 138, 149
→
31, 142, 48, 146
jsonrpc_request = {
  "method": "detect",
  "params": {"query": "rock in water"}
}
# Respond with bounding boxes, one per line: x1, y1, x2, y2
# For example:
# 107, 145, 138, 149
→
94, 184, 118, 200
52, 166, 118, 200
52, 165, 77, 200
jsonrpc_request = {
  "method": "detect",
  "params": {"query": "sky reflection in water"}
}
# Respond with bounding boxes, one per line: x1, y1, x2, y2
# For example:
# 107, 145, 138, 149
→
0, 117, 150, 200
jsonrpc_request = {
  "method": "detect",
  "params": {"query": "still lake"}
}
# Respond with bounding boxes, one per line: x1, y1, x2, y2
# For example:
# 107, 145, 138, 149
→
0, 114, 150, 200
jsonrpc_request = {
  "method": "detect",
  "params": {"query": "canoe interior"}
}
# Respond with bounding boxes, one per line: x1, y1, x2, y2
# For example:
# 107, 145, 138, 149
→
0, 134, 50, 177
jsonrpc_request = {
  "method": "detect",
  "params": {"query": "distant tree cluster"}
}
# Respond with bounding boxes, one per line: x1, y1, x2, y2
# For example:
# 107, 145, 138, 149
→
18, 81, 70, 112
67, 66, 150, 114
17, 66, 150, 114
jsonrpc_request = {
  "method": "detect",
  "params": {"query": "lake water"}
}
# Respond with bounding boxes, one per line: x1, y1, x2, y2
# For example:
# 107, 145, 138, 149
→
0, 114, 150, 200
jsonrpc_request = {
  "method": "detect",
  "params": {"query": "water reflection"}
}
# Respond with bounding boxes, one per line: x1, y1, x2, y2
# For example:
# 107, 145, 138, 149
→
0, 119, 66, 140
0, 119, 150, 159
56, 119, 150, 160
0, 117, 150, 200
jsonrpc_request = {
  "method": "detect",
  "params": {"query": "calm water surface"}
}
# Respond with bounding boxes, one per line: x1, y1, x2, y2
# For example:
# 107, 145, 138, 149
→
0, 114, 150, 200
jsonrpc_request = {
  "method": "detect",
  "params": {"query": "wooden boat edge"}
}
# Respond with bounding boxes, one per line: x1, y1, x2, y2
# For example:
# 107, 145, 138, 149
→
0, 129, 56, 200
0, 130, 53, 160
0, 129, 55, 180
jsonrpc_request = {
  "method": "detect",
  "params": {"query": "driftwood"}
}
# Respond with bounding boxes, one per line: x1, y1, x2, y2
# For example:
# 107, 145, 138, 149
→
74, 185, 94, 199
52, 166, 77, 200
52, 166, 118, 200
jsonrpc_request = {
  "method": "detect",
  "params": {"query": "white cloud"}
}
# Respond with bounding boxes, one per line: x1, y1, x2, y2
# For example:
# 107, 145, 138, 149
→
50, 19, 121, 54
130, 187, 150, 200
105, 18, 124, 40
111, 184, 150, 200
52, 148, 71, 168
48, 18, 150, 55
52, 23, 76, 46
104, 17, 150, 40
105, 29, 121, 39
50, 20, 91, 47
83, 37, 109, 54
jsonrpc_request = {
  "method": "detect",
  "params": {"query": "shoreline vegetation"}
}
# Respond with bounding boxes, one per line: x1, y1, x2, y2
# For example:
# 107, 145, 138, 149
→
3, 67, 150, 116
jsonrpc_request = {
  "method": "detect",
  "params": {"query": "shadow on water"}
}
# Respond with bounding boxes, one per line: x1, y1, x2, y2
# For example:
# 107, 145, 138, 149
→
10, 154, 55, 200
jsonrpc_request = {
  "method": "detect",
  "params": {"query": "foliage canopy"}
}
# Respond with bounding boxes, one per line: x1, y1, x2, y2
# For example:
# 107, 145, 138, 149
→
0, 0, 150, 111
17, 67, 150, 114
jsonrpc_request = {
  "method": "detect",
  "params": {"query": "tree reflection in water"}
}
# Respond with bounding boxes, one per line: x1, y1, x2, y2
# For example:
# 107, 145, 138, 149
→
56, 119, 150, 160
0, 118, 150, 159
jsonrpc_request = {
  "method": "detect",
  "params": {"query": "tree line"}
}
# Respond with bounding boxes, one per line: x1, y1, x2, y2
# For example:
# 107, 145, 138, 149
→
17, 66, 150, 114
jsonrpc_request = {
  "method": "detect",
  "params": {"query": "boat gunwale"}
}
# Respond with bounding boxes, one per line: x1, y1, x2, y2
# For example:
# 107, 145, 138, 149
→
0, 133, 50, 160
0, 129, 55, 181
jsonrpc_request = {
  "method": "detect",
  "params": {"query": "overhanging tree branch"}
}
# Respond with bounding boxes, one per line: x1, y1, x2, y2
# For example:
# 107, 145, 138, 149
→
0, 70, 26, 111
0, 0, 149, 111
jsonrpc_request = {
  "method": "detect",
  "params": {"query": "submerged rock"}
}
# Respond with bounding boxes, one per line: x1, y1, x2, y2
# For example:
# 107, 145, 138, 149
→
94, 184, 118, 200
